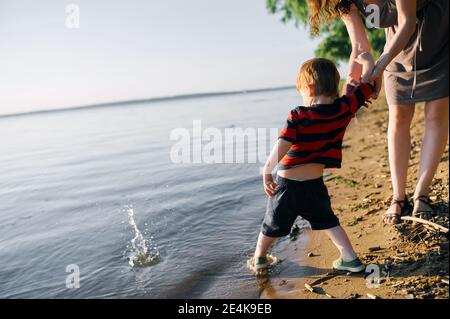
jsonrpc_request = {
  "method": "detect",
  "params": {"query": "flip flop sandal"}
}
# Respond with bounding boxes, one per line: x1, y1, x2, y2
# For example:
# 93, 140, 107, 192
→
382, 197, 412, 225
413, 195, 435, 220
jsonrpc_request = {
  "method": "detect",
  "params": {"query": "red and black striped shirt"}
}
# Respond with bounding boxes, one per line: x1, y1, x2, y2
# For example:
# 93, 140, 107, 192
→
278, 83, 374, 170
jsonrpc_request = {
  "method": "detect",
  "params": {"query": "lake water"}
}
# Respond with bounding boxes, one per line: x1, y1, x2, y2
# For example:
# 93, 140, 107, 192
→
0, 88, 308, 298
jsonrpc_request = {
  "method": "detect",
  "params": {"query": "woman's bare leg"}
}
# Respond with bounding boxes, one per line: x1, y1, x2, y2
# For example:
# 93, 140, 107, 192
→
384, 103, 415, 224
414, 97, 449, 200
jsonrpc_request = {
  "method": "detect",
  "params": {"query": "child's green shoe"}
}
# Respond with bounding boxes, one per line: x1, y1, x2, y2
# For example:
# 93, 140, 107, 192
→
332, 257, 365, 273
254, 256, 270, 271
247, 255, 278, 276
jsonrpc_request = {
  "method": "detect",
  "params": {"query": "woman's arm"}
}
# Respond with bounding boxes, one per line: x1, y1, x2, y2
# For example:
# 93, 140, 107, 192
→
342, 4, 374, 93
369, 0, 417, 94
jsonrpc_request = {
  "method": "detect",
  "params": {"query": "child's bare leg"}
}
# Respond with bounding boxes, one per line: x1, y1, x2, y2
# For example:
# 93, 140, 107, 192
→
323, 226, 357, 261
254, 232, 277, 257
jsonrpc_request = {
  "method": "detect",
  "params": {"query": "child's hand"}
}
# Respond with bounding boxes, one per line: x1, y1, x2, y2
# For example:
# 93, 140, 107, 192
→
263, 174, 278, 198
342, 77, 359, 95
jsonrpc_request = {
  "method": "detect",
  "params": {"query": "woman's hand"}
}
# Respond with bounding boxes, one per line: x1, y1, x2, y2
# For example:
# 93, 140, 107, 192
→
343, 51, 375, 96
368, 53, 391, 98
263, 174, 277, 198
357, 51, 375, 83
342, 51, 378, 97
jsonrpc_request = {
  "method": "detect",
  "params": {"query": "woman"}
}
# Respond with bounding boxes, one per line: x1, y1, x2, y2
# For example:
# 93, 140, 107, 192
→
307, 0, 449, 224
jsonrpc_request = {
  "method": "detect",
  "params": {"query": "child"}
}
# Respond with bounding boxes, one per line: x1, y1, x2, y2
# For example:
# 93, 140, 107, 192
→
250, 57, 374, 275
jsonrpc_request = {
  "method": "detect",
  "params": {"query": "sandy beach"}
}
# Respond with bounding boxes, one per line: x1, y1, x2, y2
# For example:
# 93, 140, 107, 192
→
260, 93, 449, 299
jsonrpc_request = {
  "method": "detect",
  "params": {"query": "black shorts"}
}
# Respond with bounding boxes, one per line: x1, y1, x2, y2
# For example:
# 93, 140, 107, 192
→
261, 176, 340, 237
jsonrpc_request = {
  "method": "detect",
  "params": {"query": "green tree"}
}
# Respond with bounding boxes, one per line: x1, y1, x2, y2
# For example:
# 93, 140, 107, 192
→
266, 0, 385, 65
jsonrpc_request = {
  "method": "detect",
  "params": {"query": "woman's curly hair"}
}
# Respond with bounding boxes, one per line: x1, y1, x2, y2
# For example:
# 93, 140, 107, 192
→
308, 0, 353, 35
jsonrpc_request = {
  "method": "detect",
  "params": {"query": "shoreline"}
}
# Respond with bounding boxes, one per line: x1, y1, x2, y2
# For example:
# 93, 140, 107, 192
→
260, 94, 449, 299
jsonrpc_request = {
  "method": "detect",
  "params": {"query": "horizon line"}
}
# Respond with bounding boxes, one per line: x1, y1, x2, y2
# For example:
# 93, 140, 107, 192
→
0, 85, 296, 119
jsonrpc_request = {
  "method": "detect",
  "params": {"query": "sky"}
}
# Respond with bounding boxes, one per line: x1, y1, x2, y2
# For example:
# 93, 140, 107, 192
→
0, 0, 325, 116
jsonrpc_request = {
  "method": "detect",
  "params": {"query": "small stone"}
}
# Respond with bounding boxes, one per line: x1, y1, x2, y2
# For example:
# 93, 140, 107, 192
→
307, 252, 315, 258
279, 280, 287, 286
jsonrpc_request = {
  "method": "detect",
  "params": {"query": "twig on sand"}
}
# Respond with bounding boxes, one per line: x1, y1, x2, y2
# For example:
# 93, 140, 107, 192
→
391, 281, 403, 288
392, 255, 408, 261
423, 224, 437, 232
401, 216, 449, 234
304, 283, 335, 298
366, 293, 379, 299
304, 283, 315, 293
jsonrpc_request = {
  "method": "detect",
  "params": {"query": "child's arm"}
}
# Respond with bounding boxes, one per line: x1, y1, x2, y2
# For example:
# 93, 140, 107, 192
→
262, 109, 297, 197
342, 82, 375, 115
262, 139, 292, 197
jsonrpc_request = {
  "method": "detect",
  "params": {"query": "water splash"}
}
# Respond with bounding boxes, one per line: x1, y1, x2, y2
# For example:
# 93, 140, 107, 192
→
126, 206, 160, 267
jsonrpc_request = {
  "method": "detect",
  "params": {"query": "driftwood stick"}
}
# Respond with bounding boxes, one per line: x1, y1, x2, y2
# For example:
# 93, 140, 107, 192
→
304, 283, 315, 293
423, 224, 437, 232
407, 225, 424, 239
401, 216, 449, 234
